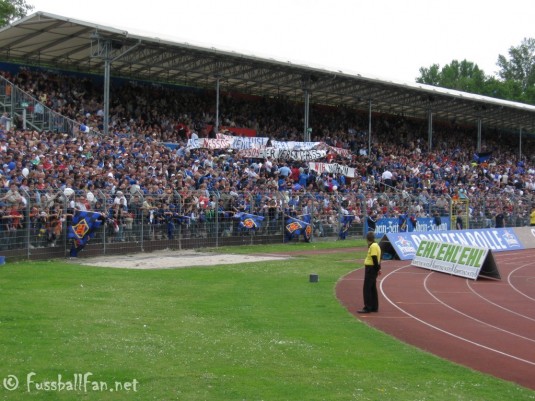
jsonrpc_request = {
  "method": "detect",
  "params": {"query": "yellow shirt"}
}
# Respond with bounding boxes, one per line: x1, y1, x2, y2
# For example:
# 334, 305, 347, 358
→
364, 242, 381, 266
530, 209, 535, 225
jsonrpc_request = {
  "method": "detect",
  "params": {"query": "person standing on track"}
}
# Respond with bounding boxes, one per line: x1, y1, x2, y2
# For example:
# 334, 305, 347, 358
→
358, 231, 382, 314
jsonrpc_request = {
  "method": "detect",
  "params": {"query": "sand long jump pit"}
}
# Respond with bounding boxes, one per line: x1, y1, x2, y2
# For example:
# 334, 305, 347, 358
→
72, 249, 289, 269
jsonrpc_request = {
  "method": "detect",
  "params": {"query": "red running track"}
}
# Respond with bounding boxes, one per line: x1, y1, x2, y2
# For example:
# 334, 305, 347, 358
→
335, 249, 535, 390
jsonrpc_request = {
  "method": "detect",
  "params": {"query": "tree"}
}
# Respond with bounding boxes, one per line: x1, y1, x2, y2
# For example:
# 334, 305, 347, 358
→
497, 37, 535, 104
417, 64, 441, 86
0, 0, 34, 28
416, 41, 535, 105
416, 59, 487, 94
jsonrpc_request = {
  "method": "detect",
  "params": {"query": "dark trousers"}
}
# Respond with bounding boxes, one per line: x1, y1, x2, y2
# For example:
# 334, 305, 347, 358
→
363, 265, 379, 311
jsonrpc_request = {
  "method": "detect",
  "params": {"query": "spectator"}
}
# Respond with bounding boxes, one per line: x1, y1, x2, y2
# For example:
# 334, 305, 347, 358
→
495, 209, 505, 228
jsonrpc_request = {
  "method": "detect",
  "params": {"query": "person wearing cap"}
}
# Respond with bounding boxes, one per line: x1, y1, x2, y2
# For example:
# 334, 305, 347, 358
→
358, 231, 382, 314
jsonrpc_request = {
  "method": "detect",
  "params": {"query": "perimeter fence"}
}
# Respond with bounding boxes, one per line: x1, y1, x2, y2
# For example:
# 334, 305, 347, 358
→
0, 186, 532, 261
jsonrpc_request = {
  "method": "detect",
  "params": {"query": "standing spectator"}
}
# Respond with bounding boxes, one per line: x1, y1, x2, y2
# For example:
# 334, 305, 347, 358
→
495, 209, 505, 228
129, 194, 143, 241
366, 211, 377, 232
1, 183, 25, 205
113, 190, 128, 209
381, 168, 393, 191
123, 212, 134, 242
456, 212, 464, 230
278, 163, 291, 178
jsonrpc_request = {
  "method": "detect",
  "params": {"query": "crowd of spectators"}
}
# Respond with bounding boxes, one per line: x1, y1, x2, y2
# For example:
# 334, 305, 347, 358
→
0, 66, 534, 250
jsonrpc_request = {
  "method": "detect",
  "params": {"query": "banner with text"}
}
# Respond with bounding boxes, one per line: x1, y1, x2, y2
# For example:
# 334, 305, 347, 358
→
308, 162, 356, 178
238, 147, 327, 161
411, 239, 500, 280
381, 228, 523, 261
271, 141, 322, 150
217, 134, 269, 149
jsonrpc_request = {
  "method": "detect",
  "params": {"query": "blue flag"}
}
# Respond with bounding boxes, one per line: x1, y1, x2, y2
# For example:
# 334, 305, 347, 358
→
473, 151, 492, 163
339, 215, 355, 240
68, 210, 104, 246
398, 213, 408, 232
285, 214, 312, 242
234, 212, 265, 231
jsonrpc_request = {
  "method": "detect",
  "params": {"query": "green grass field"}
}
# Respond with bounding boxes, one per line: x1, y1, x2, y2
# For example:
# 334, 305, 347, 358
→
0, 241, 533, 400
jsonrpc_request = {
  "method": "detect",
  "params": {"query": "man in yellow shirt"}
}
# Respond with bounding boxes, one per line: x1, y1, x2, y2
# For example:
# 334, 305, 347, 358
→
530, 205, 535, 226
358, 231, 382, 313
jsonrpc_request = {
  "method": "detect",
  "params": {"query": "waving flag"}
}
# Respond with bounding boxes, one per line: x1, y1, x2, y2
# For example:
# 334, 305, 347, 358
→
398, 213, 408, 232
234, 212, 265, 231
68, 211, 104, 246
339, 215, 355, 240
473, 151, 492, 164
285, 214, 312, 242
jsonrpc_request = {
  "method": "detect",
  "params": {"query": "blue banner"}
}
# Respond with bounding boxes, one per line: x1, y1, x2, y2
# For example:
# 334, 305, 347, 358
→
383, 228, 524, 260
366, 216, 450, 238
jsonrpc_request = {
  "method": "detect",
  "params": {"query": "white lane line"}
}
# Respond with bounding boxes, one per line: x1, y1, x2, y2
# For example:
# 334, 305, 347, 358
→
379, 266, 535, 367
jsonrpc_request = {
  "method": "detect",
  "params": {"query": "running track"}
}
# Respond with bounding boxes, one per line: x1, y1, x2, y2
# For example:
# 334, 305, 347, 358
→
335, 249, 535, 390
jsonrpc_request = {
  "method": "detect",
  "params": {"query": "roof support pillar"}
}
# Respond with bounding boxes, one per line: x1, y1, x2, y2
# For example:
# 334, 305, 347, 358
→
303, 89, 310, 142
215, 75, 220, 134
477, 118, 482, 152
90, 32, 140, 135
519, 127, 522, 161
427, 109, 433, 152
103, 58, 111, 135
368, 99, 372, 156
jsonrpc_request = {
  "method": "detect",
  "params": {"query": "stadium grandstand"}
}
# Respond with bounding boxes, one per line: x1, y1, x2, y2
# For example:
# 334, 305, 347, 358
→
0, 11, 534, 260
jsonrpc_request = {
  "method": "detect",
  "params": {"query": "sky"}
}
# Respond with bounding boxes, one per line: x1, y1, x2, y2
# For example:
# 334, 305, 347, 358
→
26, 0, 535, 84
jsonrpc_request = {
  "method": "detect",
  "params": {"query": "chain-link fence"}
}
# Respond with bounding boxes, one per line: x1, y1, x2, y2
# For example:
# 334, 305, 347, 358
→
0, 187, 531, 261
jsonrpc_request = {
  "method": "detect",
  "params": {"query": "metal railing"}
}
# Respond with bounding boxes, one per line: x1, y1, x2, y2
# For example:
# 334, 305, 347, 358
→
0, 75, 95, 136
0, 186, 531, 261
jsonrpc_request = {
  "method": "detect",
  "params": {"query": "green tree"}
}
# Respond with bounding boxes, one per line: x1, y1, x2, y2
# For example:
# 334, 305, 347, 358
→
417, 59, 487, 94
416, 41, 535, 105
481, 76, 522, 101
417, 64, 441, 86
0, 0, 34, 27
497, 37, 535, 104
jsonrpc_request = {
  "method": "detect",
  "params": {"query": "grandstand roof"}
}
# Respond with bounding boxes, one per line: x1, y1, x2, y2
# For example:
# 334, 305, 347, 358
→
1, 11, 535, 133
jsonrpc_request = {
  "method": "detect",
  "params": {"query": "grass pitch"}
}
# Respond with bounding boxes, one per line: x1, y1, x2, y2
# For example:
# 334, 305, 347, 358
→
0, 241, 533, 400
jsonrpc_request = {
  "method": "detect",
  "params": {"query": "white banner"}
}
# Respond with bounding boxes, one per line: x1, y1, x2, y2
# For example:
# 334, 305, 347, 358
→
238, 148, 327, 161
187, 137, 232, 150
271, 141, 322, 151
217, 134, 269, 149
308, 162, 356, 178
328, 146, 353, 159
